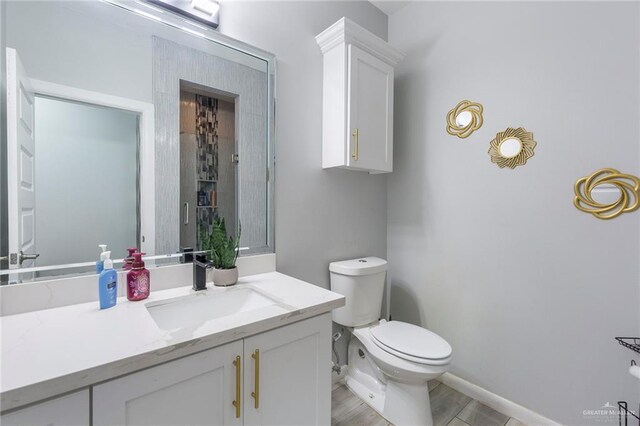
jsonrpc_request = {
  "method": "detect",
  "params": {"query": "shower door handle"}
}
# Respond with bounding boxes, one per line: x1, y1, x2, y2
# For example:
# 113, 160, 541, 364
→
183, 202, 189, 225
18, 251, 39, 266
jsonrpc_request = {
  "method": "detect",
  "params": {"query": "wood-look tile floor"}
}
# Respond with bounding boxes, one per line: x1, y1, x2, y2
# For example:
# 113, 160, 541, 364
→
331, 381, 525, 426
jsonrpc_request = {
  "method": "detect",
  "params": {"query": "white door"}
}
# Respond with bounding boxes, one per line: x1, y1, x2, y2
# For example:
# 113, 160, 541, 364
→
93, 341, 243, 426
346, 44, 394, 173
1, 390, 89, 426
243, 314, 332, 426
6, 47, 38, 269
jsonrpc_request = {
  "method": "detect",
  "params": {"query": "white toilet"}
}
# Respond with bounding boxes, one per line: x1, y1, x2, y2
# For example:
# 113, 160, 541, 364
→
330, 257, 452, 426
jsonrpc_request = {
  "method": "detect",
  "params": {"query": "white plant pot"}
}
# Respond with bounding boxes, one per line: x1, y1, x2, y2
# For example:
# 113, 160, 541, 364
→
212, 266, 238, 287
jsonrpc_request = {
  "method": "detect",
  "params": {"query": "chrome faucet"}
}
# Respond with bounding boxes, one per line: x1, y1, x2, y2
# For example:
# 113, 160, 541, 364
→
193, 254, 213, 291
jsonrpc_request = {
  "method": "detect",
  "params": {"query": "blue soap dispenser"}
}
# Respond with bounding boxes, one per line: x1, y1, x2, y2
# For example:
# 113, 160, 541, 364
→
98, 251, 118, 309
96, 244, 108, 273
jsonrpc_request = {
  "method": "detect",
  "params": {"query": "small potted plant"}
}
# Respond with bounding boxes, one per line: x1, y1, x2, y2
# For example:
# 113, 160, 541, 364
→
200, 217, 241, 286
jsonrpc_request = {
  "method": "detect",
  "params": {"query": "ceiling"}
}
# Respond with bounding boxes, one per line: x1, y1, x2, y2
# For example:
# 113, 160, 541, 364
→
369, 1, 411, 16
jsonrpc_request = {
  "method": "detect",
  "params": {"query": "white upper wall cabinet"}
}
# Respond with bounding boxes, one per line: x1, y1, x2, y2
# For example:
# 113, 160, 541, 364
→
316, 18, 404, 174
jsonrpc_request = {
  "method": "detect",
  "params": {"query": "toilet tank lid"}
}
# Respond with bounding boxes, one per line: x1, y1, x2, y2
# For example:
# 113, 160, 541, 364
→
329, 257, 387, 276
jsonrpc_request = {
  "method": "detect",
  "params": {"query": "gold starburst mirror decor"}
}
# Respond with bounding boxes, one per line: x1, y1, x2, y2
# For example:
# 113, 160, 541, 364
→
488, 127, 537, 169
446, 100, 484, 138
573, 168, 640, 220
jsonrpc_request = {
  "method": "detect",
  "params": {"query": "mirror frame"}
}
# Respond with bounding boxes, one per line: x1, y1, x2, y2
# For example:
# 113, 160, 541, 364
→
446, 99, 484, 139
573, 168, 640, 220
1, 0, 276, 280
488, 127, 536, 169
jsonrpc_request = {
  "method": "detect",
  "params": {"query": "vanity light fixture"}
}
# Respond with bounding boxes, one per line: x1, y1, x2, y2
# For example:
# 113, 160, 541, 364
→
146, 0, 219, 28
191, 0, 219, 16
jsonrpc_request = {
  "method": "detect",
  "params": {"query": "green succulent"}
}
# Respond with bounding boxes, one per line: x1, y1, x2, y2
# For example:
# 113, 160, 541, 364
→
200, 217, 241, 269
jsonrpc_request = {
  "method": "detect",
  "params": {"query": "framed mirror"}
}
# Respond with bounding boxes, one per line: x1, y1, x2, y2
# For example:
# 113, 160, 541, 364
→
574, 168, 640, 220
446, 100, 483, 139
488, 127, 536, 169
1, 0, 275, 283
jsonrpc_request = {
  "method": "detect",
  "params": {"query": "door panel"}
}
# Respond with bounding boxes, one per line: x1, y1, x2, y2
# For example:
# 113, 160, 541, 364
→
7, 47, 37, 269
93, 341, 243, 426
347, 44, 394, 172
243, 314, 332, 426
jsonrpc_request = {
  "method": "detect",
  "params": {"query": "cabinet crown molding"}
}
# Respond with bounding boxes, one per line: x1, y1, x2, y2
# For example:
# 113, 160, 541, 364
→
315, 17, 404, 66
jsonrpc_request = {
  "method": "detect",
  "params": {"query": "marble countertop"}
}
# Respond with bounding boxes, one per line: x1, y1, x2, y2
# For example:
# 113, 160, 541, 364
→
0, 272, 345, 412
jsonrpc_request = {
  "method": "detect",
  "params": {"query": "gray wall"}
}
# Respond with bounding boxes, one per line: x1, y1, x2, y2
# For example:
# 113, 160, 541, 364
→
219, 2, 389, 288
34, 97, 138, 267
387, 2, 640, 424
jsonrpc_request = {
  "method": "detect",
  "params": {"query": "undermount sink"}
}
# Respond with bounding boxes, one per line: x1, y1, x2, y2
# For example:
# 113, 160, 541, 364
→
145, 288, 280, 330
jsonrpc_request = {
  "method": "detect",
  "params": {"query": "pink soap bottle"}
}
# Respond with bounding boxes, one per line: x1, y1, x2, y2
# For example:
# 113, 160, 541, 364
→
123, 247, 138, 270
127, 252, 150, 301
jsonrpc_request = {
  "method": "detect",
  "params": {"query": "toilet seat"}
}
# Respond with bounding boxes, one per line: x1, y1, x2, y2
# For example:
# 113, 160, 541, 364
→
352, 323, 450, 383
370, 321, 452, 366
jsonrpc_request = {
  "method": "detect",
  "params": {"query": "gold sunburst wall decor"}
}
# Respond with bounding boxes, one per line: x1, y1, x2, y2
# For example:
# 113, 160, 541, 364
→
573, 168, 640, 220
488, 127, 537, 169
446, 100, 484, 138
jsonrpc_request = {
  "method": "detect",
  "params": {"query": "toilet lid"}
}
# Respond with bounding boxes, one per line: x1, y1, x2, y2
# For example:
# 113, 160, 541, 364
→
370, 321, 452, 360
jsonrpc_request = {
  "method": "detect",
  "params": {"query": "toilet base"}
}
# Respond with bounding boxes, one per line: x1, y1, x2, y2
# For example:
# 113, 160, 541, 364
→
346, 335, 436, 426
383, 381, 432, 426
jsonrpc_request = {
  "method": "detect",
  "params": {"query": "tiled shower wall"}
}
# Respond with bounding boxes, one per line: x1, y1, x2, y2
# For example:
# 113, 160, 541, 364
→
179, 91, 237, 249
153, 36, 267, 255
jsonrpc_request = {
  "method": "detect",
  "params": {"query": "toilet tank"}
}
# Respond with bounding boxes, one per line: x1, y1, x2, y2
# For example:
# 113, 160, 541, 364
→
329, 257, 387, 327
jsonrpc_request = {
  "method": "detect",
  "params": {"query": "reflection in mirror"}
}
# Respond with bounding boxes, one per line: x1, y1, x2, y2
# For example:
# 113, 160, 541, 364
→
179, 86, 237, 248
1, 0, 275, 283
498, 137, 522, 159
488, 127, 537, 169
446, 100, 483, 139
590, 184, 622, 205
35, 97, 139, 268
455, 111, 472, 128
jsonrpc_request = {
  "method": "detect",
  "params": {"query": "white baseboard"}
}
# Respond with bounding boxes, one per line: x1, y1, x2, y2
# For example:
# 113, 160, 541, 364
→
439, 372, 561, 426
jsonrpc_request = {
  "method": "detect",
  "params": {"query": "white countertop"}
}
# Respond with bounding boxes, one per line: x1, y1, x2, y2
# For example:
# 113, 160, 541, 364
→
0, 272, 345, 412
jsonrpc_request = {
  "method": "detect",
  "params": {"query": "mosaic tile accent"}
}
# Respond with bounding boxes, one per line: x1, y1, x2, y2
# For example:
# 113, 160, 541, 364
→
196, 95, 219, 181
194, 95, 220, 244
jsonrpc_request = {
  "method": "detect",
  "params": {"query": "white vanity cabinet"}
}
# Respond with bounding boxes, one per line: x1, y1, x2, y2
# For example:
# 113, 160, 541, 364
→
0, 390, 89, 426
316, 18, 404, 174
92, 313, 331, 426
243, 313, 331, 426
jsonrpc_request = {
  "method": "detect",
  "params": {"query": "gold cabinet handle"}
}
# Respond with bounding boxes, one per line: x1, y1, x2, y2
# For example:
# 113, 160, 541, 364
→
352, 128, 359, 161
232, 355, 241, 418
251, 349, 260, 409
